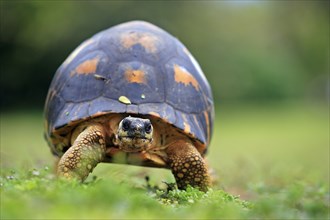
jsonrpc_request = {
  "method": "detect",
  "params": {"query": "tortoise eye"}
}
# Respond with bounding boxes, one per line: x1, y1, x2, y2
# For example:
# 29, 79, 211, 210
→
122, 119, 131, 131
144, 122, 152, 134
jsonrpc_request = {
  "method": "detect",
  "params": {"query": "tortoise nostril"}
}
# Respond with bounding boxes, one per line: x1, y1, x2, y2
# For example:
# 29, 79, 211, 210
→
136, 124, 143, 131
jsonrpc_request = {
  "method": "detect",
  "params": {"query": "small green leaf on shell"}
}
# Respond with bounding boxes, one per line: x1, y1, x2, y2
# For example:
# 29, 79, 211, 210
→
119, 96, 131, 105
141, 94, 145, 99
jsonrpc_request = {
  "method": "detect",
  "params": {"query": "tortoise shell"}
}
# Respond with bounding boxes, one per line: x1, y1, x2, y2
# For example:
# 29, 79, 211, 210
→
44, 20, 214, 159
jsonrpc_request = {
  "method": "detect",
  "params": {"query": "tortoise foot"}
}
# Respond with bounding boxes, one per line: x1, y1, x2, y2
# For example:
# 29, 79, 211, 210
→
57, 123, 106, 181
166, 140, 211, 192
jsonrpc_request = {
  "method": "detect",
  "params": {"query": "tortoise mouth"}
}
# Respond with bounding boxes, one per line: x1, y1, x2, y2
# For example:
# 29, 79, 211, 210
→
118, 145, 145, 153
117, 136, 153, 153
119, 135, 151, 140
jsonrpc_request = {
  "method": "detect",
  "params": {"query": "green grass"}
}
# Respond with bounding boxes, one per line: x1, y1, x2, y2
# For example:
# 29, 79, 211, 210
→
1, 102, 329, 219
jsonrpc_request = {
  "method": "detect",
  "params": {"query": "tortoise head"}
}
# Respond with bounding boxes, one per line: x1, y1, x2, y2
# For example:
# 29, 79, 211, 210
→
116, 116, 153, 152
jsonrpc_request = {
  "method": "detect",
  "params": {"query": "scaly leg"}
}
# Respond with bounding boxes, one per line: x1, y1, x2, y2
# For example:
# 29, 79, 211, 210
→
166, 140, 211, 192
57, 123, 106, 181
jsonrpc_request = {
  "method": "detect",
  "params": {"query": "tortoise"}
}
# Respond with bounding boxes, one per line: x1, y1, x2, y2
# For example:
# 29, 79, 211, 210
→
44, 20, 214, 191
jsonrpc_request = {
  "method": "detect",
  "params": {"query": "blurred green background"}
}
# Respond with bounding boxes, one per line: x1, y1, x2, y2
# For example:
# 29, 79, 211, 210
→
0, 0, 329, 211
1, 1, 329, 109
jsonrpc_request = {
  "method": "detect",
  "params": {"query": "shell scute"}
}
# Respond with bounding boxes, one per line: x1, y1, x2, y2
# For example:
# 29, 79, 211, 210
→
88, 97, 126, 117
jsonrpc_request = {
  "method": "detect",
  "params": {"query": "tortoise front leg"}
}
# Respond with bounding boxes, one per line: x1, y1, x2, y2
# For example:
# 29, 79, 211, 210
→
166, 140, 211, 192
57, 123, 106, 181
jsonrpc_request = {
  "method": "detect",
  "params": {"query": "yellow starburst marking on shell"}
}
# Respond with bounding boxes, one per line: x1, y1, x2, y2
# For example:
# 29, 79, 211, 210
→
70, 57, 100, 77
120, 32, 159, 53
63, 38, 94, 67
125, 69, 147, 84
173, 64, 200, 91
